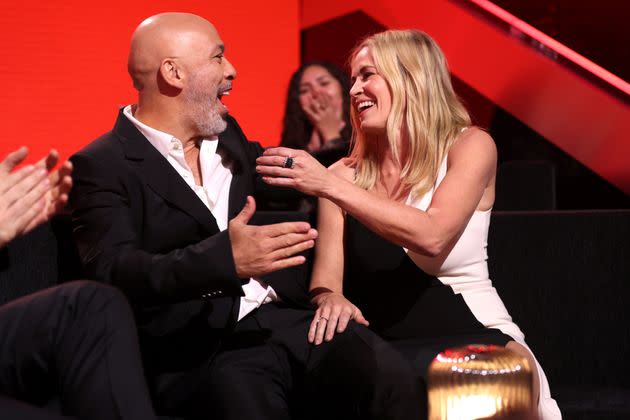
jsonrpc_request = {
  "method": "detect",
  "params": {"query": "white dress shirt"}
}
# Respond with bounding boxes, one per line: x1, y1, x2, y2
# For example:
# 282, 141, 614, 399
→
123, 105, 278, 321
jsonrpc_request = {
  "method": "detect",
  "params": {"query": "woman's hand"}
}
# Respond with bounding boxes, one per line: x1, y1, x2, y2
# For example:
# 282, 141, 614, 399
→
302, 91, 345, 142
308, 291, 369, 345
256, 147, 335, 198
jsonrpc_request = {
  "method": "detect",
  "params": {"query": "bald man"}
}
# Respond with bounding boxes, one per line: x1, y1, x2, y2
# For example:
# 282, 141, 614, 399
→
69, 13, 419, 420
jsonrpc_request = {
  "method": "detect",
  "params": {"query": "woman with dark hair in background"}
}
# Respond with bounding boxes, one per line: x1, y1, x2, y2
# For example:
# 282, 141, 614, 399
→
281, 61, 351, 167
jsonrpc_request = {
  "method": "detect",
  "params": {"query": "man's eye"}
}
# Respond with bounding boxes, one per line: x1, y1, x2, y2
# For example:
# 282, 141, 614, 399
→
214, 54, 224, 62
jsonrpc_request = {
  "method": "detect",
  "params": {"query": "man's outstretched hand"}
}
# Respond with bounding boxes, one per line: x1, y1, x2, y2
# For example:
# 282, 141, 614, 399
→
229, 196, 317, 278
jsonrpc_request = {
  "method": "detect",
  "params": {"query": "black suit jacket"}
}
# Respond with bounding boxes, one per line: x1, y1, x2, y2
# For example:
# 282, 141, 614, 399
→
70, 109, 309, 374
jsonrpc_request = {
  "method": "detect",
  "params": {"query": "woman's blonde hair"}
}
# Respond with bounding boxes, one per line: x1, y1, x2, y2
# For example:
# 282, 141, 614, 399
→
348, 29, 471, 199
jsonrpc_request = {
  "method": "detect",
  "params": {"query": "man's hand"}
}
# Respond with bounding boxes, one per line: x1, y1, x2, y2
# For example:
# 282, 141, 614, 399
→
228, 196, 317, 278
0, 147, 73, 248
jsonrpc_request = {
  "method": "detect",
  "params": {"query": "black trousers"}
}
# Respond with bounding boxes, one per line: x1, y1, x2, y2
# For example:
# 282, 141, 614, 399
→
0, 281, 156, 420
159, 302, 422, 420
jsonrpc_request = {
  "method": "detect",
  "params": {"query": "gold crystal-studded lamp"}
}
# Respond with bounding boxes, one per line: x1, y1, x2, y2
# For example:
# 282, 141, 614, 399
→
427, 344, 535, 419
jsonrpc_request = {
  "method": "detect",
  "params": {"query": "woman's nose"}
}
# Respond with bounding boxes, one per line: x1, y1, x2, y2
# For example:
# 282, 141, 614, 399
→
349, 79, 362, 96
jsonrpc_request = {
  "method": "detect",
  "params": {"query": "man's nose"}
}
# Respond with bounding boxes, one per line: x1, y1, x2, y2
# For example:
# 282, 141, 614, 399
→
224, 57, 236, 80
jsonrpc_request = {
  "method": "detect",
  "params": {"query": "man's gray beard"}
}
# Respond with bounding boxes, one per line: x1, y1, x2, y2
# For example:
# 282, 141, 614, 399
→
196, 106, 227, 138
186, 87, 228, 138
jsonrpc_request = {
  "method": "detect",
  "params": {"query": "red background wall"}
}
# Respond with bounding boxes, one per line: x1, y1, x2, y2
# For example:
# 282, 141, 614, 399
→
0, 1, 299, 164
2, 1, 628, 194
300, 0, 630, 195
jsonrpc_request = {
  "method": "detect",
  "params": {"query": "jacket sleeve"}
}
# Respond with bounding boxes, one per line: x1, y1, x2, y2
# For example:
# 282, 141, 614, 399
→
69, 150, 244, 305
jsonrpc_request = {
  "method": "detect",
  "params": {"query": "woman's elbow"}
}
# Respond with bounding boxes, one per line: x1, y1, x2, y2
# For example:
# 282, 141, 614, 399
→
409, 237, 446, 257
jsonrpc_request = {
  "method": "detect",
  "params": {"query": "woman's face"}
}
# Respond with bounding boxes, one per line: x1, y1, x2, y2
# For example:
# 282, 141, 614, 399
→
349, 46, 392, 135
298, 65, 344, 115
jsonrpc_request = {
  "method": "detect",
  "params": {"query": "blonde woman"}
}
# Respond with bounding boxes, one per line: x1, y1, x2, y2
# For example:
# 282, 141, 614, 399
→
256, 30, 560, 419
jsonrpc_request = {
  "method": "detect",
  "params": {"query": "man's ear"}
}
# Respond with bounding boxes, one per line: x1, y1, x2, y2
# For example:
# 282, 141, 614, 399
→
159, 58, 184, 89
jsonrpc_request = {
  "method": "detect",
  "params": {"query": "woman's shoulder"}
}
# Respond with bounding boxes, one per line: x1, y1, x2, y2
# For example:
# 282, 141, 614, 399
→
448, 127, 496, 166
328, 157, 356, 181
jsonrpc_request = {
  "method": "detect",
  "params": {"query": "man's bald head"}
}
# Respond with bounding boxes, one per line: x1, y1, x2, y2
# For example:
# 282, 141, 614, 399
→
127, 13, 220, 91
127, 12, 235, 140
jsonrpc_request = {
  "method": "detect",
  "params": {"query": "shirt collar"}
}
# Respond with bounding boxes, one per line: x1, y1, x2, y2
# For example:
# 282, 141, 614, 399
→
122, 105, 218, 158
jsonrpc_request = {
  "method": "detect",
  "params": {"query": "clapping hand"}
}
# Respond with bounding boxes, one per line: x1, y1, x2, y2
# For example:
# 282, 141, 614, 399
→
0, 147, 72, 248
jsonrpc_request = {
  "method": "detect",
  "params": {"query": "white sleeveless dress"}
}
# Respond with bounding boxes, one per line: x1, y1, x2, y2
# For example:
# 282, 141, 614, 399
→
404, 157, 561, 419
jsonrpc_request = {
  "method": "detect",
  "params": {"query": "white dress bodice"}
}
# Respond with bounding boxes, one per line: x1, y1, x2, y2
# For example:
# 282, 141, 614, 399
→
405, 155, 561, 419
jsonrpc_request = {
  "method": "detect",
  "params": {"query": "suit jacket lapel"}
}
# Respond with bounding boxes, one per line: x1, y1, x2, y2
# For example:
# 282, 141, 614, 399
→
112, 111, 220, 234
218, 122, 251, 221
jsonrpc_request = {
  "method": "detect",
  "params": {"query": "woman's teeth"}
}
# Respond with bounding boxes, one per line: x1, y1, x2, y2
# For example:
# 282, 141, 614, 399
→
357, 101, 374, 111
